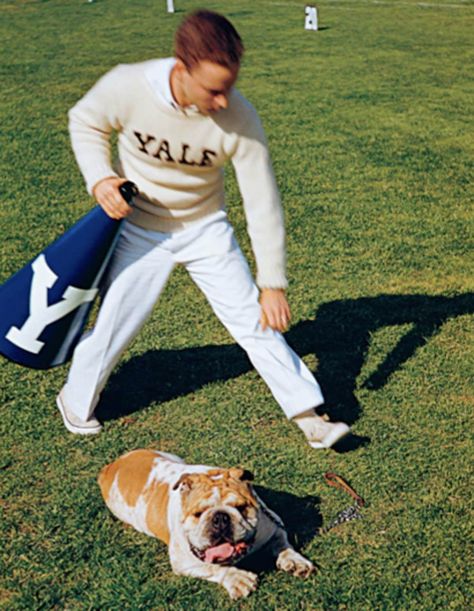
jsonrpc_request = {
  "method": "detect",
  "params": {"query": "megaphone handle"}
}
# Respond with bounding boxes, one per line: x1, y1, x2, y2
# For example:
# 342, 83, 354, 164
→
118, 181, 138, 206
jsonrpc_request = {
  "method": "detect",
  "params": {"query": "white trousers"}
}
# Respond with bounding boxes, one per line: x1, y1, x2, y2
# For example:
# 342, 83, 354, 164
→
63, 211, 324, 421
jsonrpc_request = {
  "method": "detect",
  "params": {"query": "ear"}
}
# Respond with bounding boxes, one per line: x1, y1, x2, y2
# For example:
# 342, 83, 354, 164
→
172, 473, 194, 491
174, 58, 188, 75
228, 467, 254, 482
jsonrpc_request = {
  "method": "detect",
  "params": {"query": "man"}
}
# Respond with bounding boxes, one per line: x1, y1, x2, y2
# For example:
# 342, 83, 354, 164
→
57, 10, 350, 449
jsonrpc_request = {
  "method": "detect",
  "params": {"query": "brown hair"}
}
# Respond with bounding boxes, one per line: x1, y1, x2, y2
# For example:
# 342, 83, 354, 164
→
174, 9, 244, 71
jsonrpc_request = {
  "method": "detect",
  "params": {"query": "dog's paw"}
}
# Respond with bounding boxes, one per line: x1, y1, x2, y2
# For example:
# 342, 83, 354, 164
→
276, 548, 315, 578
222, 567, 258, 599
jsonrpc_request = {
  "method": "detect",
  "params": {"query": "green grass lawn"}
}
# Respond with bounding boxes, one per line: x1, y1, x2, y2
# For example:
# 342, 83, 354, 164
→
1, 0, 473, 608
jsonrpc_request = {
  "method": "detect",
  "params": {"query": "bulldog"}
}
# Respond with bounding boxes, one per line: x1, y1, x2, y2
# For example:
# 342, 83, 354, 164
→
98, 449, 315, 599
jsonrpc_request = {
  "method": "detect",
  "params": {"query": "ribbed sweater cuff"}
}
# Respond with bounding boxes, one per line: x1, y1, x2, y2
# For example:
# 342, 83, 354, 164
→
256, 268, 288, 290
82, 164, 118, 195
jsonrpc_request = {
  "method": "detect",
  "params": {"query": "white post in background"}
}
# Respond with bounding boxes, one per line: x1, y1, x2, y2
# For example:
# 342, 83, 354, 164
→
167, 0, 175, 13
305, 5, 318, 31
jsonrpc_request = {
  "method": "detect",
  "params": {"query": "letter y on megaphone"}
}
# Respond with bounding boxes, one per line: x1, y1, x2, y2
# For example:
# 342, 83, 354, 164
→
0, 181, 137, 369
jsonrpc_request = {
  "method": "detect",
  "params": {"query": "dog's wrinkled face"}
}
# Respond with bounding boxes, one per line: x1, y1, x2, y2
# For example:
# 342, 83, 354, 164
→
174, 468, 259, 565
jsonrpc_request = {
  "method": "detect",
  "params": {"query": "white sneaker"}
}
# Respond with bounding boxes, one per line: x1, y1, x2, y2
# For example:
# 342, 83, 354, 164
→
56, 391, 102, 435
294, 411, 350, 449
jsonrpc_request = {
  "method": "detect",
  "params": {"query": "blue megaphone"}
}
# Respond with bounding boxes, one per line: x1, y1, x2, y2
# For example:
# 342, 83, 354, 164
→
0, 181, 137, 369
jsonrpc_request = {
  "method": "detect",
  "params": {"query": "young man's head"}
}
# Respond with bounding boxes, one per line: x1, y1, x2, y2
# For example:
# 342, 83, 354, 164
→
171, 10, 244, 115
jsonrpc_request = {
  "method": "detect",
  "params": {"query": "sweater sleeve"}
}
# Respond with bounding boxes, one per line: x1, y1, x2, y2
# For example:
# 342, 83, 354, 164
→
230, 106, 287, 289
68, 65, 127, 194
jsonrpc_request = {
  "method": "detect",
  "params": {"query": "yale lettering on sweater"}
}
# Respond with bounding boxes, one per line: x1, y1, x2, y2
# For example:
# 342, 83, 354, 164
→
133, 131, 217, 167
6, 255, 97, 354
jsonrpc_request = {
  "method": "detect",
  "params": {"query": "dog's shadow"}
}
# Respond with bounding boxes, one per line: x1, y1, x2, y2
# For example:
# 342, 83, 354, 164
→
237, 486, 322, 573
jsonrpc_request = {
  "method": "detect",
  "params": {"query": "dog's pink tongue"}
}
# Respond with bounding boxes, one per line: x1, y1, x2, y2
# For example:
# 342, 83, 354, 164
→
204, 543, 235, 564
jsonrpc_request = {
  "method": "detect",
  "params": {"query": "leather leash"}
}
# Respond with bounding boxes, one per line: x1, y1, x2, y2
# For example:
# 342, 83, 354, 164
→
324, 472, 365, 507
319, 472, 366, 534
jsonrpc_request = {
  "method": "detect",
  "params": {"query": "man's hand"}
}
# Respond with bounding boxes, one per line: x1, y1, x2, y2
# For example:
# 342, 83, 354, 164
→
92, 177, 134, 220
259, 288, 291, 332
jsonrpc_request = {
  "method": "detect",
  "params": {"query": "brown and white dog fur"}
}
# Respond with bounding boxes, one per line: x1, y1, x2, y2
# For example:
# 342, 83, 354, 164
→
98, 449, 315, 599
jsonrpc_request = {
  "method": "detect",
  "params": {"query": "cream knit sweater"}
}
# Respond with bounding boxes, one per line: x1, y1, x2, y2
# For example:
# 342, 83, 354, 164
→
69, 58, 286, 288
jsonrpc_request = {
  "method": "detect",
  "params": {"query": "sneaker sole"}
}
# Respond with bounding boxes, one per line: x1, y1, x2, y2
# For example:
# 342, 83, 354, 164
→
308, 423, 350, 449
56, 394, 102, 435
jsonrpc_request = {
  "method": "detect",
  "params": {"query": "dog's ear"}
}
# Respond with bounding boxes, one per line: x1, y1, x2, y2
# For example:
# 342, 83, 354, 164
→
228, 467, 254, 482
172, 473, 195, 491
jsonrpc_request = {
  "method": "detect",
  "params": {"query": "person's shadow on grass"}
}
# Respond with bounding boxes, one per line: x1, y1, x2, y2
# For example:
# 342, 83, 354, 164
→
98, 292, 474, 448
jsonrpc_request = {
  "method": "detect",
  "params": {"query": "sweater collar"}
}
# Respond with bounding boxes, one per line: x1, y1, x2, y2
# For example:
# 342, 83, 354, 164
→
144, 57, 200, 115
